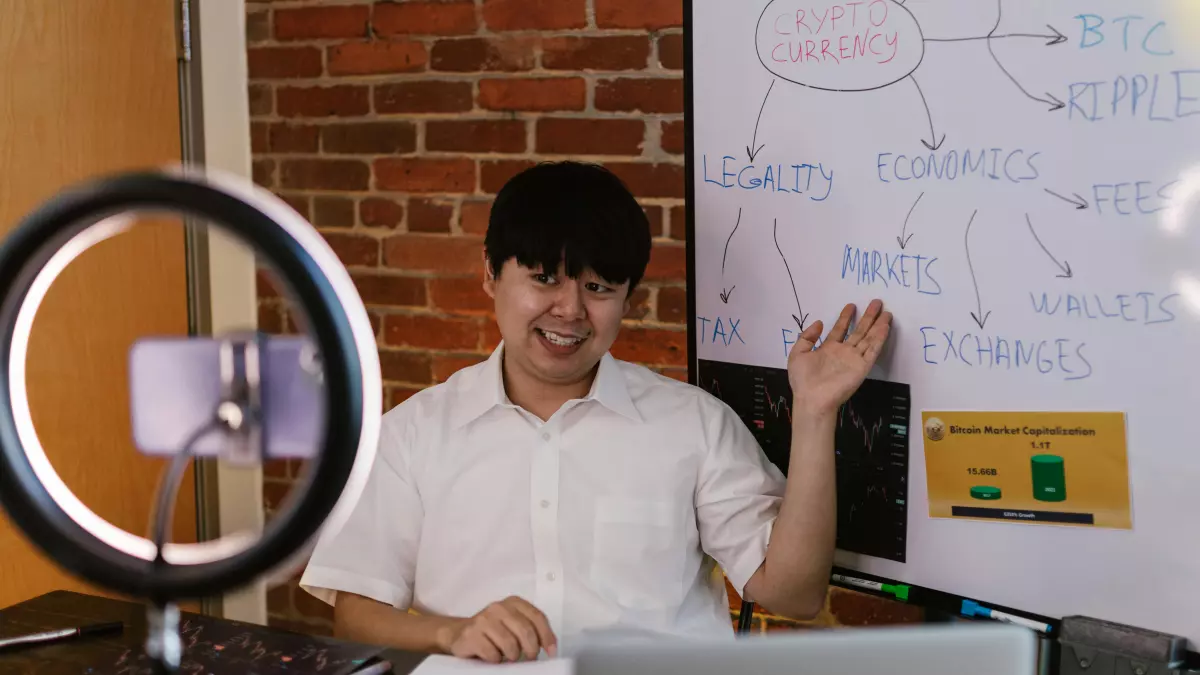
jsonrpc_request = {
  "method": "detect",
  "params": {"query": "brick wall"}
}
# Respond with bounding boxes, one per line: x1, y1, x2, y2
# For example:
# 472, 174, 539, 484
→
246, 0, 920, 638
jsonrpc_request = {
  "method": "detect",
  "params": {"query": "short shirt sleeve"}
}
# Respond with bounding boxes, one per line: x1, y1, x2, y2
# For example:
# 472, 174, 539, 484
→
694, 396, 787, 598
299, 412, 423, 610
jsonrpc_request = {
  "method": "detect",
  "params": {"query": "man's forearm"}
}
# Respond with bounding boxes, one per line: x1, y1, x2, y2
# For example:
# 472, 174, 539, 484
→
756, 408, 838, 618
334, 592, 463, 654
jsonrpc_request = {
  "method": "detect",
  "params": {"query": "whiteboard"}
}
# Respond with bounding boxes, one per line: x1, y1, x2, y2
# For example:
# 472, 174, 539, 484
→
686, 0, 1200, 647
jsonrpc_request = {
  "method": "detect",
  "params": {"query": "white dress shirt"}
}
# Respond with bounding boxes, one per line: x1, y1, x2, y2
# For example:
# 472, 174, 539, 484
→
300, 343, 786, 646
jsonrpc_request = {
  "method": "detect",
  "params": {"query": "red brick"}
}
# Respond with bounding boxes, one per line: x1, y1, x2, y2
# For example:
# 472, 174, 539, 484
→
432, 354, 487, 382
380, 350, 433, 384
662, 120, 685, 154
375, 158, 475, 193
248, 46, 323, 79
480, 160, 535, 193
657, 286, 686, 323
659, 33, 684, 70
596, 78, 683, 113
276, 193, 311, 220
644, 205, 664, 238
263, 457, 289, 479
624, 286, 650, 320
251, 122, 269, 154
482, 321, 503, 351
322, 231, 378, 267
368, 311, 383, 337
645, 243, 686, 281
542, 36, 649, 71
247, 10, 270, 44
479, 78, 585, 112
277, 85, 369, 118
384, 313, 483, 350
328, 40, 427, 76
268, 617, 333, 638
408, 198, 454, 233
669, 205, 686, 241
376, 81, 473, 113
460, 200, 492, 234
275, 5, 369, 40
253, 159, 275, 187
267, 582, 292, 613
374, 1, 477, 36
829, 587, 923, 626
483, 0, 585, 31
659, 367, 688, 382
596, 0, 682, 29
360, 197, 404, 228
430, 276, 490, 314
269, 123, 319, 153
263, 480, 292, 511
313, 196, 355, 227
258, 304, 284, 333
350, 272, 427, 307
390, 386, 423, 408
384, 234, 484, 274
610, 327, 685, 366
607, 163, 684, 198
280, 159, 369, 191
536, 118, 643, 156
431, 37, 537, 72
427, 120, 526, 153
254, 265, 279, 296
249, 84, 272, 116
322, 122, 417, 154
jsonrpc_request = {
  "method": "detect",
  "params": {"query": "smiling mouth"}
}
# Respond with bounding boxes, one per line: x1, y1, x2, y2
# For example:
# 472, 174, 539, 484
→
535, 328, 586, 347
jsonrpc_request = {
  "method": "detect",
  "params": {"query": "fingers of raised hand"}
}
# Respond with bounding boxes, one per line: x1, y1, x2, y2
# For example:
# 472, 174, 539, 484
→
844, 299, 883, 347
859, 311, 892, 360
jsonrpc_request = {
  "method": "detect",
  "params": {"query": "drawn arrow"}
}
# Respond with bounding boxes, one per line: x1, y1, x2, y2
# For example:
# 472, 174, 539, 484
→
1026, 214, 1073, 278
986, 1, 1065, 111
897, 191, 925, 249
910, 76, 945, 150
964, 209, 991, 329
927, 24, 1067, 46
719, 208, 742, 303
746, 80, 775, 162
773, 218, 808, 330
1043, 188, 1088, 210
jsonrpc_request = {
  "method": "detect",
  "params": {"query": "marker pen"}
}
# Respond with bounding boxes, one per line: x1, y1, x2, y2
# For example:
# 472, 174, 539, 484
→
961, 600, 1051, 634
831, 574, 910, 601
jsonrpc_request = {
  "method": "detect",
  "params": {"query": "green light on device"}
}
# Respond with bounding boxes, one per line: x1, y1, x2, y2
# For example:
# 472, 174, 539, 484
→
1031, 454, 1066, 502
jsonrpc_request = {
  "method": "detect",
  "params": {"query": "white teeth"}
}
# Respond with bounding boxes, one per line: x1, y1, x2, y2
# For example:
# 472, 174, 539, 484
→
539, 329, 583, 346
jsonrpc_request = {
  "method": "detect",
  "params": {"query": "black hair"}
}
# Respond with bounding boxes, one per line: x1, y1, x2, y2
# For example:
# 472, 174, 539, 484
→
484, 161, 651, 293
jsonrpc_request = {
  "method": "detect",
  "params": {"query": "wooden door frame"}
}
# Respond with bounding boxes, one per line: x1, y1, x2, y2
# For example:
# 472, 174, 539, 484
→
183, 0, 269, 624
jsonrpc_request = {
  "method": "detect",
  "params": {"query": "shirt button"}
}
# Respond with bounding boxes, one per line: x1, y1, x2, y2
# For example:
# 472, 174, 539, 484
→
540, 500, 550, 508
546, 572, 556, 581
541, 432, 551, 441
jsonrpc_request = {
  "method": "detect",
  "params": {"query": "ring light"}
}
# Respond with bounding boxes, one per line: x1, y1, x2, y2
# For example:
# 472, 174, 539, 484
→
0, 167, 381, 603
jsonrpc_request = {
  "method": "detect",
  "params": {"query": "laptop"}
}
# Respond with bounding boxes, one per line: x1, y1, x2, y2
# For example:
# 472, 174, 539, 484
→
571, 623, 1037, 675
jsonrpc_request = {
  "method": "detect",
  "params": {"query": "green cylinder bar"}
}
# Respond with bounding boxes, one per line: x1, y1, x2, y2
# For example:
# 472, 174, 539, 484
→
1031, 454, 1066, 502
970, 486, 1002, 500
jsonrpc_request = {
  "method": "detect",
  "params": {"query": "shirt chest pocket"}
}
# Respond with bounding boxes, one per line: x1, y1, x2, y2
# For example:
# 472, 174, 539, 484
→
590, 496, 686, 610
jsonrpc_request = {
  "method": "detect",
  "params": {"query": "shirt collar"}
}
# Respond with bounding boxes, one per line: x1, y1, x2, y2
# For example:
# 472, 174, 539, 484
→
452, 342, 643, 429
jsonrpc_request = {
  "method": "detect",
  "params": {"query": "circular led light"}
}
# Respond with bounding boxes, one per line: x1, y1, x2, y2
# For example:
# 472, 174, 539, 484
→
0, 167, 381, 600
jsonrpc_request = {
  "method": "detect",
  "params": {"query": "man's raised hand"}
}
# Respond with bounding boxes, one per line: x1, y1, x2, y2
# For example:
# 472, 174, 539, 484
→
786, 299, 892, 417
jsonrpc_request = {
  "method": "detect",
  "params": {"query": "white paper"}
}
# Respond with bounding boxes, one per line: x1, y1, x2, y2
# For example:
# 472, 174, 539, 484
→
410, 654, 574, 675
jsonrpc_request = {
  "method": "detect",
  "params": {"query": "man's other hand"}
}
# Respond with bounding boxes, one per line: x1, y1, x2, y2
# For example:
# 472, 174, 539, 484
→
439, 596, 558, 663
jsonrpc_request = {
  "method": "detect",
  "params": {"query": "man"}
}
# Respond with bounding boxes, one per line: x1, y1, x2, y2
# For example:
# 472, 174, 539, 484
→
300, 161, 891, 662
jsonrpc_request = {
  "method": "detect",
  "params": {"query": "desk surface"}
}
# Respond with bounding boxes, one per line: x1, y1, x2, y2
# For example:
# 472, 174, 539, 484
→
0, 590, 430, 674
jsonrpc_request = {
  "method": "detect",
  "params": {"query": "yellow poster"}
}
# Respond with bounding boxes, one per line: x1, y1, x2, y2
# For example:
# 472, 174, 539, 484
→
921, 411, 1131, 529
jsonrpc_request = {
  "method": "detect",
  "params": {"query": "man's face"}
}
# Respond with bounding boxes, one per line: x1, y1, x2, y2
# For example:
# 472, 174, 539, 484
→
483, 257, 631, 386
